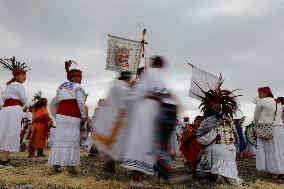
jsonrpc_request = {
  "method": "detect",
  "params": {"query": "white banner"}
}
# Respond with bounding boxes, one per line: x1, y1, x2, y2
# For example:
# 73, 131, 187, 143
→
189, 66, 221, 101
106, 34, 141, 74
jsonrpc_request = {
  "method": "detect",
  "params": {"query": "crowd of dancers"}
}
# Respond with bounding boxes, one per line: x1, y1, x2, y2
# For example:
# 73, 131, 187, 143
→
0, 56, 284, 187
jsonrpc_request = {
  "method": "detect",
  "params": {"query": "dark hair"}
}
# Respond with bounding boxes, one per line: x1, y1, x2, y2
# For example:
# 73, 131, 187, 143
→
183, 117, 189, 122
277, 97, 284, 105
67, 69, 82, 81
118, 71, 132, 81
194, 116, 204, 122
258, 87, 274, 98
6, 78, 16, 85
137, 67, 145, 76
151, 56, 165, 68
34, 98, 47, 111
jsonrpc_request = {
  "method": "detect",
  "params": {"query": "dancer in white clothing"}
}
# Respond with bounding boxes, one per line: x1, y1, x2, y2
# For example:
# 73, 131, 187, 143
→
254, 87, 284, 179
122, 56, 178, 186
0, 56, 29, 167
93, 71, 132, 173
48, 60, 86, 174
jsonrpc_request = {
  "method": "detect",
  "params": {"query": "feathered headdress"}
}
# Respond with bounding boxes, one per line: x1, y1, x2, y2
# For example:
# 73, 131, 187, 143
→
32, 91, 47, 110
0, 56, 30, 77
65, 60, 82, 80
193, 81, 242, 119
32, 91, 43, 104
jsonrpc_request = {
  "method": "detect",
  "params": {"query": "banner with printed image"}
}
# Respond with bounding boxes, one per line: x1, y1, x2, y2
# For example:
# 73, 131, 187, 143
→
106, 35, 141, 74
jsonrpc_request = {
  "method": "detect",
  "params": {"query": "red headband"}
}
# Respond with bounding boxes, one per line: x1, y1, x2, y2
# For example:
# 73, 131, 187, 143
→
258, 87, 274, 98
67, 70, 82, 80
258, 87, 271, 93
12, 69, 26, 77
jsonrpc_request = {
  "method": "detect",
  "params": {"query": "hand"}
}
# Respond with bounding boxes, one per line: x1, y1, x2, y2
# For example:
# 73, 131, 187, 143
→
81, 117, 88, 126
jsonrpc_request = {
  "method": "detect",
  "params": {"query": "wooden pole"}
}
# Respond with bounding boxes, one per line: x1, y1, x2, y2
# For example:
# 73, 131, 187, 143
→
135, 29, 147, 81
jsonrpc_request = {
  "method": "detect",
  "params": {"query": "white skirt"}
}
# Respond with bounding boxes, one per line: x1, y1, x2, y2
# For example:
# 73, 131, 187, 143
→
256, 126, 284, 174
197, 144, 242, 182
48, 114, 81, 166
0, 106, 23, 152
121, 99, 159, 175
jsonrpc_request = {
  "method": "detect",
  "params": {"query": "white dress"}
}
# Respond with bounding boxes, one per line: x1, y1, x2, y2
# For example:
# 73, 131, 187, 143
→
93, 80, 131, 161
196, 116, 242, 184
121, 68, 169, 175
48, 81, 86, 166
0, 82, 27, 152
254, 98, 284, 174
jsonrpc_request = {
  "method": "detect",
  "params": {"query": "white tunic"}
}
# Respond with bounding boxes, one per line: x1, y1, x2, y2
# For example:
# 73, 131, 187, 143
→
0, 82, 26, 152
93, 80, 131, 161
254, 97, 283, 126
254, 98, 284, 174
48, 81, 86, 166
121, 68, 169, 175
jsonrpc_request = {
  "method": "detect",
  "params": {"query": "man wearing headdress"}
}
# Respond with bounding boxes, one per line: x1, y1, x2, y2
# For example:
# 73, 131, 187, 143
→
194, 83, 243, 185
0, 56, 29, 167
29, 92, 53, 158
48, 60, 86, 174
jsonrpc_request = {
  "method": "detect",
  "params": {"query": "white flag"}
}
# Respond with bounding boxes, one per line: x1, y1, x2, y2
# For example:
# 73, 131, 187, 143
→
106, 34, 141, 74
189, 66, 221, 101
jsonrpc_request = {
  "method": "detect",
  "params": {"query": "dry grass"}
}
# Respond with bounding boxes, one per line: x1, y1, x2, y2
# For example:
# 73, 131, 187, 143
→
0, 150, 284, 189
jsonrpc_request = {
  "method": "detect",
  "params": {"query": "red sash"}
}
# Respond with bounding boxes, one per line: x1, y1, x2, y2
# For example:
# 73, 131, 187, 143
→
3, 99, 23, 107
57, 99, 81, 118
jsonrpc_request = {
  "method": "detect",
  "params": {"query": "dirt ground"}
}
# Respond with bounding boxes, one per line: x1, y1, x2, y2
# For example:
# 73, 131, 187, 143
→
0, 150, 284, 189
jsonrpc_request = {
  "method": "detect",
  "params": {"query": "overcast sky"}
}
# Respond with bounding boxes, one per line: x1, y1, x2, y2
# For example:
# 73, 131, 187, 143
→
0, 0, 283, 123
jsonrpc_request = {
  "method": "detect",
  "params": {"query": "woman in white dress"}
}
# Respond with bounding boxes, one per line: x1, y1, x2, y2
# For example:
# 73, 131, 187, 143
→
0, 56, 29, 167
254, 87, 284, 179
48, 60, 86, 174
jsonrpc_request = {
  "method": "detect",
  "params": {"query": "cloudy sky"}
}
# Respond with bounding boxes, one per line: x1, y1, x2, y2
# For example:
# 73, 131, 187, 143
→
0, 0, 283, 123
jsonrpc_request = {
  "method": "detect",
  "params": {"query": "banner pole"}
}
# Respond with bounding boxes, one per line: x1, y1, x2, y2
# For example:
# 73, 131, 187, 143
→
135, 29, 147, 80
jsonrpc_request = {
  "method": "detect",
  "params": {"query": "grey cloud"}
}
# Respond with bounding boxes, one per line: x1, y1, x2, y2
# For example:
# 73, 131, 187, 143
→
0, 0, 283, 121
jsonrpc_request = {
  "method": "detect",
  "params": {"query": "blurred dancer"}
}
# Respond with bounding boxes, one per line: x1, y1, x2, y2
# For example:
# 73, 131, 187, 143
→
93, 71, 132, 173
122, 56, 177, 186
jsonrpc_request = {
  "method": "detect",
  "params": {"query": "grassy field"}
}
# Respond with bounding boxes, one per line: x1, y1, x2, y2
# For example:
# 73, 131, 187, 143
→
0, 150, 284, 189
